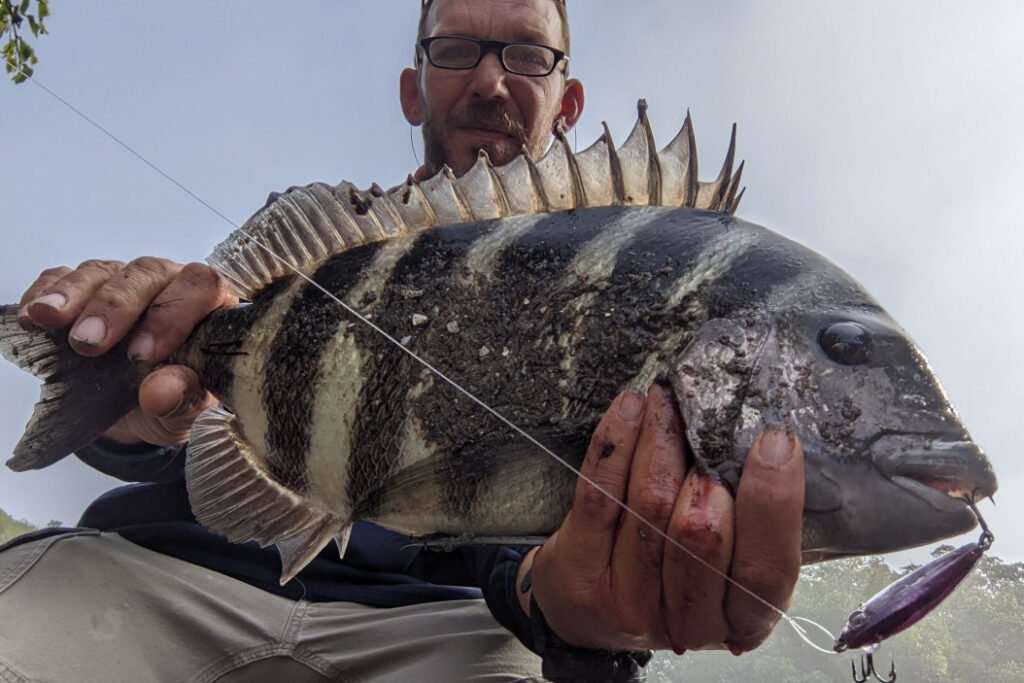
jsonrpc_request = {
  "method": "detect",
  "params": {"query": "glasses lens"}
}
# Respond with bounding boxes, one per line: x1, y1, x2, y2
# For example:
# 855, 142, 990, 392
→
427, 37, 480, 68
503, 44, 556, 76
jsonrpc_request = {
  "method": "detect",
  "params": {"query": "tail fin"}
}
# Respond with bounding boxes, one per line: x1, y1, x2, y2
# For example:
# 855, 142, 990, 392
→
1, 305, 140, 471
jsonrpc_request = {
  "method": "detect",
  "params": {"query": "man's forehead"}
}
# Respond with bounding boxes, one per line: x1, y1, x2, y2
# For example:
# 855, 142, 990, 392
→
426, 0, 562, 45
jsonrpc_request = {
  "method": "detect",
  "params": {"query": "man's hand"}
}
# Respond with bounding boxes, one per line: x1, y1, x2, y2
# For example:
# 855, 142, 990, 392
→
522, 385, 804, 654
17, 258, 238, 446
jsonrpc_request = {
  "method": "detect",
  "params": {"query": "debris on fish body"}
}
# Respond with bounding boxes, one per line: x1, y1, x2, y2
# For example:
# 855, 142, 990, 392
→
834, 501, 994, 653
0, 102, 998, 583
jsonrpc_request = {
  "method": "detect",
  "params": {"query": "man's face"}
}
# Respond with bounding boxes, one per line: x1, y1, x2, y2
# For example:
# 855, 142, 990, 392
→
408, 0, 575, 176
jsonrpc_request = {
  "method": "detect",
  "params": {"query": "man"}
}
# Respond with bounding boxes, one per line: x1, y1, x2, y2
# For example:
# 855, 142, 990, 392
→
2, 1, 804, 681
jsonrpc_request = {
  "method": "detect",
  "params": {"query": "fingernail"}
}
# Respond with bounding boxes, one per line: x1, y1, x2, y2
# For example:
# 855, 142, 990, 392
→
759, 428, 794, 466
158, 375, 191, 419
16, 304, 37, 330
688, 471, 714, 511
70, 316, 107, 346
616, 391, 645, 421
128, 333, 154, 363
32, 292, 67, 310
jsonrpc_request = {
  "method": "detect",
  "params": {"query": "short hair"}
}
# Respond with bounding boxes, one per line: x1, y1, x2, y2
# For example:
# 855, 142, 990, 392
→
417, 0, 570, 56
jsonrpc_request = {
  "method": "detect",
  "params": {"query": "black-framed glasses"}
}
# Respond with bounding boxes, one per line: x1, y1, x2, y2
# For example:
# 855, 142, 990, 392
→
418, 36, 567, 77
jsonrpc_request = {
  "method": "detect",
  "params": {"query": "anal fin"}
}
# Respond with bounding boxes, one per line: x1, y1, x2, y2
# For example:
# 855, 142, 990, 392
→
334, 524, 354, 559
185, 406, 351, 584
276, 517, 353, 585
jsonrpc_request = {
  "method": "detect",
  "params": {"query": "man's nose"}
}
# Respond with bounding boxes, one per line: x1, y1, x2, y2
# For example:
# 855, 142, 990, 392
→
468, 51, 510, 100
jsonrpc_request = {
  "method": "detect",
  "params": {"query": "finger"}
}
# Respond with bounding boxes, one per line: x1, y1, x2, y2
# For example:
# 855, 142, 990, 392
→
662, 470, 734, 653
138, 365, 209, 421
725, 429, 804, 652
17, 266, 72, 329
25, 260, 123, 330
67, 257, 183, 356
609, 384, 685, 640
127, 262, 237, 365
105, 365, 213, 446
560, 390, 646, 575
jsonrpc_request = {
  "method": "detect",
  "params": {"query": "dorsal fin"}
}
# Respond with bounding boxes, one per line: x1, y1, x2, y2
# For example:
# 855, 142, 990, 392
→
208, 102, 746, 299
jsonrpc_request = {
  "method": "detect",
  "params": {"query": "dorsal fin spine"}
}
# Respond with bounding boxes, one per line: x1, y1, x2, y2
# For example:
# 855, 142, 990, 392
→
603, 122, 626, 205
400, 176, 440, 230
712, 124, 738, 211
723, 160, 745, 215
638, 101, 663, 206
480, 151, 513, 216
555, 125, 587, 209
443, 165, 474, 221
522, 147, 551, 212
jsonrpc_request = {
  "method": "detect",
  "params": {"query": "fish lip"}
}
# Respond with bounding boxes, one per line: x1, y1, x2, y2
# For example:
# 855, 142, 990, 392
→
872, 436, 999, 503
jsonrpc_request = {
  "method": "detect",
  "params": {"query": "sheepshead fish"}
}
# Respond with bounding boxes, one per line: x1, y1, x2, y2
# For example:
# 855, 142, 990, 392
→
0, 103, 997, 583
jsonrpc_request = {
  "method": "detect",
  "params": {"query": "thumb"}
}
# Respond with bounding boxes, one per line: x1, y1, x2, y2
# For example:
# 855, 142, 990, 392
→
136, 365, 215, 443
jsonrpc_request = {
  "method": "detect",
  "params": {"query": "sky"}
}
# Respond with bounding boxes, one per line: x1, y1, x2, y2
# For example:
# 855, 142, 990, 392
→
0, 0, 1021, 579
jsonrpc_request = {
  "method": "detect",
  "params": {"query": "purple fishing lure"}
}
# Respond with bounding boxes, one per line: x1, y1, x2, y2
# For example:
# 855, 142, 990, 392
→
834, 502, 993, 652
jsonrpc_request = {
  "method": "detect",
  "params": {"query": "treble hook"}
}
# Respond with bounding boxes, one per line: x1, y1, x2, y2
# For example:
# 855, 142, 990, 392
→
851, 650, 896, 683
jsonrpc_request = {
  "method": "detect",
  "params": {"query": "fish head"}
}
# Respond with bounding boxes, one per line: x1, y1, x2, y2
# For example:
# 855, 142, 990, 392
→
671, 309, 998, 560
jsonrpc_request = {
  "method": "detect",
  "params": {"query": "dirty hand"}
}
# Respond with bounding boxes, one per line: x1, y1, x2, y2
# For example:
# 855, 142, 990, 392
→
17, 258, 237, 446
520, 385, 805, 654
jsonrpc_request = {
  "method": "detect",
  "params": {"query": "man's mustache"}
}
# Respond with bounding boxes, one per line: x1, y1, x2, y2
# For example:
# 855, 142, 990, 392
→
455, 101, 529, 144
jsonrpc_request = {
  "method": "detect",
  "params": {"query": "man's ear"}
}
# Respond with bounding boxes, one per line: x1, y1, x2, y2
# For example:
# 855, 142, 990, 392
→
400, 67, 423, 126
556, 78, 585, 132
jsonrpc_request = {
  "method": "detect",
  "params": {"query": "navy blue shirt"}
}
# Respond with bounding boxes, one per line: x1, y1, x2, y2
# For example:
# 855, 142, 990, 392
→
73, 437, 536, 649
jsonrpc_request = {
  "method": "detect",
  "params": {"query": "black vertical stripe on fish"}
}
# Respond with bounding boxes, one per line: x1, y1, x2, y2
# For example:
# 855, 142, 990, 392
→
343, 225, 489, 517
692, 225, 813, 319
554, 210, 730, 419
606, 209, 736, 300
509, 208, 708, 426
262, 244, 383, 493
192, 276, 297, 407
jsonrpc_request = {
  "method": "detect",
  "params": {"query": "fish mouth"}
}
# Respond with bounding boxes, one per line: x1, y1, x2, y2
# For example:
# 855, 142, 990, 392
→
872, 435, 999, 506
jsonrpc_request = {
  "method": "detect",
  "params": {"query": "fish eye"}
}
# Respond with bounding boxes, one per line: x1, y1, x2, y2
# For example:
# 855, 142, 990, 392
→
847, 610, 869, 629
819, 321, 873, 365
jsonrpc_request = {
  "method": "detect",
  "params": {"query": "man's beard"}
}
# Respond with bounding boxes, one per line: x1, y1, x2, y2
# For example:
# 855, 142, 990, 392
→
422, 100, 533, 176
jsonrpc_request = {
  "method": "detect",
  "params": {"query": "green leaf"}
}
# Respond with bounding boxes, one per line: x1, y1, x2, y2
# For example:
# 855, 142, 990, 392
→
38, 0, 48, 19
12, 70, 25, 83
18, 0, 28, 14
27, 14, 36, 35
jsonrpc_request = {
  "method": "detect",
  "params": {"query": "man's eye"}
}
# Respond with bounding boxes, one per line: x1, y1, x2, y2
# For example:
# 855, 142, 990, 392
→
507, 47, 551, 70
437, 45, 474, 60
819, 321, 874, 365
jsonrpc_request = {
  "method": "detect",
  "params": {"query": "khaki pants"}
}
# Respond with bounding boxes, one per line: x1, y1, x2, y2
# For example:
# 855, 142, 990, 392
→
0, 531, 542, 683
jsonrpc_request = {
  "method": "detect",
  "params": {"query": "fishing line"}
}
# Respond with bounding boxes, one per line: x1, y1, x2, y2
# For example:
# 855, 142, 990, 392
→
409, 124, 421, 167
18, 70, 840, 654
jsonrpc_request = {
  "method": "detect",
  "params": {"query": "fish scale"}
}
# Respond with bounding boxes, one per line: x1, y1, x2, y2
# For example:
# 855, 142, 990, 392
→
0, 103, 997, 585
